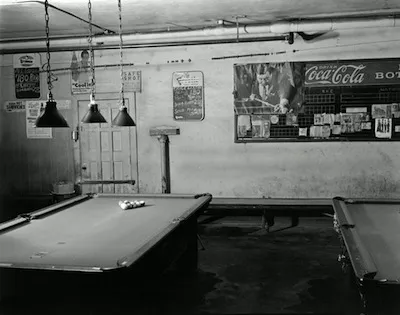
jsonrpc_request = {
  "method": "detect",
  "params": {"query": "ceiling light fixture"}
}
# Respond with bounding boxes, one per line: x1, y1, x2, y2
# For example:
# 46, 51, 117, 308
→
81, 0, 107, 124
112, 0, 136, 127
35, 0, 69, 128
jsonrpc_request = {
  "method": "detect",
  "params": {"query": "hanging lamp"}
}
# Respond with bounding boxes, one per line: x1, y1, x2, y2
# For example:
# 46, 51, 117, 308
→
81, 0, 107, 124
112, 0, 136, 127
35, 0, 69, 128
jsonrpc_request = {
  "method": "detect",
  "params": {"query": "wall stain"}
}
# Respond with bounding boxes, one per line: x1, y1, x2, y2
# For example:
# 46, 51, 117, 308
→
378, 150, 394, 168
352, 171, 397, 197
231, 171, 399, 198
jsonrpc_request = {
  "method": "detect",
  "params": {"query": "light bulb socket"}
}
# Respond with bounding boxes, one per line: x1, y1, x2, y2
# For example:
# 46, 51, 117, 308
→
90, 93, 96, 105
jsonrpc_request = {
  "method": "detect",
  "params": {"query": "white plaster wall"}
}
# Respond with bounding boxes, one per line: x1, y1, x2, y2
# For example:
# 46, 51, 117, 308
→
1, 27, 400, 198
131, 28, 400, 198
0, 52, 75, 195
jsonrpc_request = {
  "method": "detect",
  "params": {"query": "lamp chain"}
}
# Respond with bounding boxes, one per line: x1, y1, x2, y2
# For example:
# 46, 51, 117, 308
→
44, 0, 52, 98
118, 0, 125, 107
88, 0, 95, 97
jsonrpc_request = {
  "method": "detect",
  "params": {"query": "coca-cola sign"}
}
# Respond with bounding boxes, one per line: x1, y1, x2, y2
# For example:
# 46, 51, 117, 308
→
305, 60, 400, 86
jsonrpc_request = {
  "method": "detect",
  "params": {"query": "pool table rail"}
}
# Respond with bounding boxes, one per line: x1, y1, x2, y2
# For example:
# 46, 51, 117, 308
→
95, 192, 212, 200
332, 197, 379, 282
0, 195, 91, 234
0, 261, 106, 273
333, 196, 400, 205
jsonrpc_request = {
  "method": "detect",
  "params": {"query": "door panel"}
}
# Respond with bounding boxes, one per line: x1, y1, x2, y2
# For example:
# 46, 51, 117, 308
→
78, 98, 137, 195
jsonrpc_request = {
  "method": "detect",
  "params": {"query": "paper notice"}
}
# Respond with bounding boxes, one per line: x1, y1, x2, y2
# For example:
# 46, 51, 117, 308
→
26, 100, 52, 139
374, 118, 392, 139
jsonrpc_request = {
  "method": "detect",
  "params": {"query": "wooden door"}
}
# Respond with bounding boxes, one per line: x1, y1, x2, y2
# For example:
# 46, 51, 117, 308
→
78, 98, 137, 194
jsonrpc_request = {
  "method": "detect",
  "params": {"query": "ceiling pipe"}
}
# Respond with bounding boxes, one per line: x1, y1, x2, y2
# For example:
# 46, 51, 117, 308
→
0, 36, 288, 54
270, 16, 399, 33
0, 25, 274, 53
0, 26, 283, 54
0, 16, 399, 54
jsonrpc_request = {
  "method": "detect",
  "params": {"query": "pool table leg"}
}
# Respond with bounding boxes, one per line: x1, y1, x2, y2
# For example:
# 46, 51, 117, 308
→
261, 210, 275, 232
175, 216, 198, 274
0, 269, 17, 302
261, 210, 299, 232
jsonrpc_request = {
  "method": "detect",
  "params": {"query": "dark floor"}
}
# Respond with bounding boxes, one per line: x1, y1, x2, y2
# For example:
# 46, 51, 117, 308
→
0, 216, 365, 315
195, 216, 362, 315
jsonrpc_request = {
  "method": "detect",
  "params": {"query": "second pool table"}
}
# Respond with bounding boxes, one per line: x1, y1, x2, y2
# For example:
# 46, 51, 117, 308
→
332, 197, 400, 315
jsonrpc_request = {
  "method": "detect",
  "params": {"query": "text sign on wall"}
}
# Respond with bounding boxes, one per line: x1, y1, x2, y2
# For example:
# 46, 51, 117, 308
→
70, 50, 93, 94
13, 54, 41, 99
26, 101, 52, 139
123, 70, 142, 92
172, 71, 204, 121
4, 100, 25, 112
305, 60, 400, 86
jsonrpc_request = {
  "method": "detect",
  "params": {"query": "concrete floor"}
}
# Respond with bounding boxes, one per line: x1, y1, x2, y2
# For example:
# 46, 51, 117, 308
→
0, 216, 364, 315
195, 216, 362, 315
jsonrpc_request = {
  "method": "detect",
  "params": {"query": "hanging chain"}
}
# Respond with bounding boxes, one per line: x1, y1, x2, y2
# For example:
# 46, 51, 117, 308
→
236, 16, 239, 43
88, 0, 96, 97
118, 0, 125, 107
44, 0, 52, 98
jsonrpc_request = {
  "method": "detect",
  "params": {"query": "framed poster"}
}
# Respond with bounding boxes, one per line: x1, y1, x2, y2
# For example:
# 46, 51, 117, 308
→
233, 59, 400, 142
172, 71, 204, 121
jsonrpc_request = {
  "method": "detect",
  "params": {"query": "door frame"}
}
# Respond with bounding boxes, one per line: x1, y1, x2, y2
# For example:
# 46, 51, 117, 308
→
72, 92, 138, 194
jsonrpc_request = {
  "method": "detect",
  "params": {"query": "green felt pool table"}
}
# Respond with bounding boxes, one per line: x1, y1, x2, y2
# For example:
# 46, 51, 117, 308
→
332, 197, 400, 315
0, 193, 212, 301
0, 193, 212, 272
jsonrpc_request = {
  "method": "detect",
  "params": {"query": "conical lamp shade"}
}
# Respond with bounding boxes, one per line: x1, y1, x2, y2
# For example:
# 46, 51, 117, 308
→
112, 107, 136, 126
81, 102, 107, 123
35, 100, 69, 128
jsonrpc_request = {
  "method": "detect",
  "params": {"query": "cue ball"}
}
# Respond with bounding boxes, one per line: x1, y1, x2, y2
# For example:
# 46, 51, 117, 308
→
119, 201, 129, 210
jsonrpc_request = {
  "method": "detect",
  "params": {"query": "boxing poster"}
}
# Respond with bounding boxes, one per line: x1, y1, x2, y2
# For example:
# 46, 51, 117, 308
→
233, 62, 304, 115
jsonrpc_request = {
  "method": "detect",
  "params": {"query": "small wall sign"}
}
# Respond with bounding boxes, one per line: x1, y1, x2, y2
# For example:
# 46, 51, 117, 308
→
172, 71, 204, 121
13, 54, 41, 99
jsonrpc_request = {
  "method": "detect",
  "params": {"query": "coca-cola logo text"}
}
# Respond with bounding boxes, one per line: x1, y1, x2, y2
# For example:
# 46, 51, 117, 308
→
306, 64, 366, 85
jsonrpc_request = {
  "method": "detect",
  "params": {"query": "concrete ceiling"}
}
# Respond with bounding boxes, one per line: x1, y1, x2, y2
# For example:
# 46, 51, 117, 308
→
1, 0, 400, 41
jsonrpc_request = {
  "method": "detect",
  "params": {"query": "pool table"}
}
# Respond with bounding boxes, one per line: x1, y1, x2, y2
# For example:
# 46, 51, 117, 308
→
0, 192, 212, 300
332, 197, 400, 315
